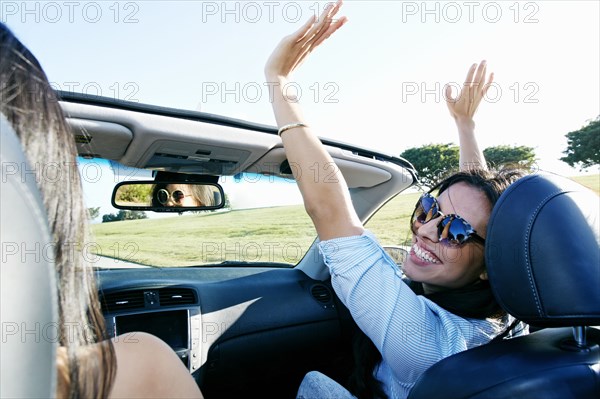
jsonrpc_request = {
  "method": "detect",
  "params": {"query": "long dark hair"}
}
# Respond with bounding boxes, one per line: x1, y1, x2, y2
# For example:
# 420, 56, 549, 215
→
347, 168, 526, 399
0, 23, 116, 398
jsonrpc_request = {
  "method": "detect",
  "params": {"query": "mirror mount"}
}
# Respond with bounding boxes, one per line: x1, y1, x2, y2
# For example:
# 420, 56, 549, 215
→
153, 171, 219, 184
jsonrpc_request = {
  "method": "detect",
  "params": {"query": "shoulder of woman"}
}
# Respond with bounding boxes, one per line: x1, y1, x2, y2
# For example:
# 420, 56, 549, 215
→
112, 331, 170, 357
110, 332, 203, 398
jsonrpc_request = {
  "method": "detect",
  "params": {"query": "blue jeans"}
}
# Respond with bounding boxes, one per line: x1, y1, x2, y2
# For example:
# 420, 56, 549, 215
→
296, 371, 356, 399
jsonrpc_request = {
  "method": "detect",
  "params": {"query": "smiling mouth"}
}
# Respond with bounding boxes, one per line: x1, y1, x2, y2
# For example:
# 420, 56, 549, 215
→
412, 244, 439, 264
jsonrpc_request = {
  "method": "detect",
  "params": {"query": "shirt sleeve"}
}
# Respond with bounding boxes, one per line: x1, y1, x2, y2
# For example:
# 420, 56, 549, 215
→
319, 231, 494, 383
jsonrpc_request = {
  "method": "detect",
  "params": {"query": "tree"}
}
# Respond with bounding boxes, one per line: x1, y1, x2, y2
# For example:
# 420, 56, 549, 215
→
401, 143, 539, 187
483, 145, 536, 169
102, 210, 148, 223
125, 211, 147, 220
400, 143, 459, 187
87, 207, 100, 220
560, 117, 600, 170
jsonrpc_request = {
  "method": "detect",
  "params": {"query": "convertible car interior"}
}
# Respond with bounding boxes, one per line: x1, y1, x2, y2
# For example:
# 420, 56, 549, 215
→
1, 92, 599, 398
64, 91, 417, 398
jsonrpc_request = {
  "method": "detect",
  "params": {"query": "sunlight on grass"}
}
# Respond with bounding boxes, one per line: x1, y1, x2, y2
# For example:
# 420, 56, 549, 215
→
571, 174, 600, 194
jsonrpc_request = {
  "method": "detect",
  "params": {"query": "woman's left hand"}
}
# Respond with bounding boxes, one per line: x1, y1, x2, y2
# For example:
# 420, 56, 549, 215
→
264, 0, 347, 80
445, 61, 493, 170
445, 61, 494, 129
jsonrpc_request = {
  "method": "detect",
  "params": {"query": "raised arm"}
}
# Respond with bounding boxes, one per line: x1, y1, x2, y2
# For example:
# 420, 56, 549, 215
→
445, 61, 494, 171
264, 0, 362, 241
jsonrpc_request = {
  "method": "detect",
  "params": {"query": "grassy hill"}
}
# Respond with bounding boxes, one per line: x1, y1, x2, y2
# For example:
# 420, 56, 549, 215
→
92, 206, 317, 267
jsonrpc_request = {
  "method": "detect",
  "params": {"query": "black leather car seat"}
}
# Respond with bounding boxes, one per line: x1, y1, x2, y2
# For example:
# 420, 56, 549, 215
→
408, 173, 600, 399
1, 114, 58, 398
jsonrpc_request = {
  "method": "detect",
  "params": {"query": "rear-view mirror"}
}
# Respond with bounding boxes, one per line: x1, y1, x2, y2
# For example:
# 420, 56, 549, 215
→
112, 181, 225, 212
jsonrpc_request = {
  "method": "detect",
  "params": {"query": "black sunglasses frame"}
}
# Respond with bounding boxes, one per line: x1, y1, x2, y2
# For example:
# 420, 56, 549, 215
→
156, 188, 187, 205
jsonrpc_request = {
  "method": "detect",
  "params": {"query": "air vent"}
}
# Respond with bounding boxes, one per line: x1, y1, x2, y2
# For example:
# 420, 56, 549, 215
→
311, 284, 332, 304
101, 290, 145, 313
159, 288, 197, 306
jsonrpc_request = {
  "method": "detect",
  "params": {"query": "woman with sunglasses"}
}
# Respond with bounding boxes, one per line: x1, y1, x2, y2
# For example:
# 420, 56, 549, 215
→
152, 183, 215, 207
265, 2, 526, 398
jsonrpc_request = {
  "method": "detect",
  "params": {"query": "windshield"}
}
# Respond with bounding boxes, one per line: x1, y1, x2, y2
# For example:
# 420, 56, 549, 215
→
81, 159, 315, 267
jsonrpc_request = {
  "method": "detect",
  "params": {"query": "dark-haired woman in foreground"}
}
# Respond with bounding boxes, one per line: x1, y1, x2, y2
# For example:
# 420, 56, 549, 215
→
0, 23, 203, 398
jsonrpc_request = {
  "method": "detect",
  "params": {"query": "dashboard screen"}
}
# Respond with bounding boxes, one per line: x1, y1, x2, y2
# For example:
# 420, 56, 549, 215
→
115, 309, 188, 350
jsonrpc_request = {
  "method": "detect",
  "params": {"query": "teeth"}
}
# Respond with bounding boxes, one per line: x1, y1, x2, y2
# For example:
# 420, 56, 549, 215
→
413, 244, 439, 264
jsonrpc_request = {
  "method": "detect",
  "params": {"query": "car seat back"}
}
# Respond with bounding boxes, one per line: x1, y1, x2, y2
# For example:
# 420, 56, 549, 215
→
1, 114, 58, 398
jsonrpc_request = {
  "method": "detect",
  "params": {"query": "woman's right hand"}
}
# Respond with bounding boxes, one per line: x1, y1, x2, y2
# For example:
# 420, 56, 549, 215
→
263, 0, 362, 241
264, 0, 347, 81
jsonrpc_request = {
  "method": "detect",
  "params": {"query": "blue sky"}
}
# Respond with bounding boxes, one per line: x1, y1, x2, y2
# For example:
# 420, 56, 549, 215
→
4, 0, 599, 179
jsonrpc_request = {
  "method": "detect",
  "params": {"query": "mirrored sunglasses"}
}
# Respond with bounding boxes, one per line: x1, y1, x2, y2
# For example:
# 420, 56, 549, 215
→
411, 192, 485, 247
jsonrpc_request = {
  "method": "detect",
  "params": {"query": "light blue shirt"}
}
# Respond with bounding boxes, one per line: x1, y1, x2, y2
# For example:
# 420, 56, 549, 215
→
319, 231, 506, 399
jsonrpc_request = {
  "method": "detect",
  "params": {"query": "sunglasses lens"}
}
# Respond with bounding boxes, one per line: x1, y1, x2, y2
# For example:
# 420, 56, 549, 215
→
157, 189, 169, 205
416, 194, 438, 223
439, 216, 472, 246
173, 190, 185, 203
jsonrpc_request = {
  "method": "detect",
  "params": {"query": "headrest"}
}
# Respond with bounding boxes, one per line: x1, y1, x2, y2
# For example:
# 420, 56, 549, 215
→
486, 173, 600, 327
1, 114, 58, 398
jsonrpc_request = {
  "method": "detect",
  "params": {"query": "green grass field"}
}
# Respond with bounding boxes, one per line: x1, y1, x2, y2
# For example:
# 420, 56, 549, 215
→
92, 205, 318, 266
92, 174, 599, 267
91, 193, 420, 267
571, 174, 600, 194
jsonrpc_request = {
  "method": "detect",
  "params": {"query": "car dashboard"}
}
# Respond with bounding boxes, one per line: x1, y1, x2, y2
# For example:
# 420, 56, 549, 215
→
98, 266, 355, 398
